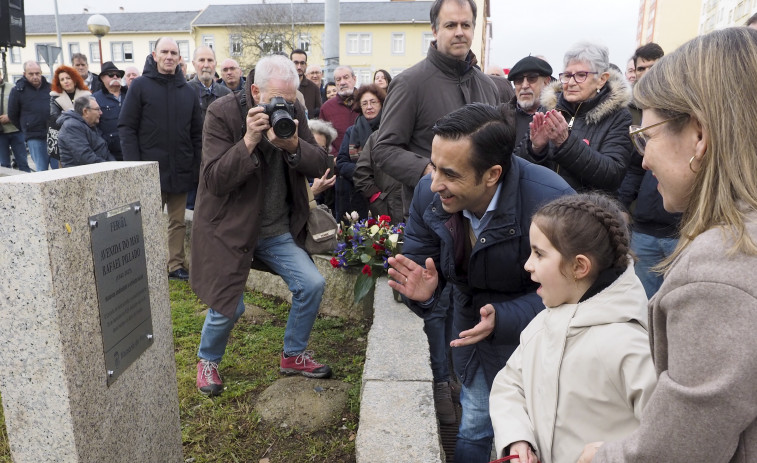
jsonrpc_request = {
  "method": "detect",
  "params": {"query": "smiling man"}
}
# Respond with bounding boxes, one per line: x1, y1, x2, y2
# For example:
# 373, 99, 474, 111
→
318, 65, 359, 152
506, 56, 553, 161
371, 0, 499, 432
92, 61, 127, 160
388, 103, 573, 462
119, 36, 203, 282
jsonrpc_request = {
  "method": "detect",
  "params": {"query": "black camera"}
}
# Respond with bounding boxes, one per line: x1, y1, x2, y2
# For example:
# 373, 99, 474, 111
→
260, 96, 296, 139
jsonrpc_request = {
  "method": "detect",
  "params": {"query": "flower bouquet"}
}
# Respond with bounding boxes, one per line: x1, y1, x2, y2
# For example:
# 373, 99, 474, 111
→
329, 213, 404, 303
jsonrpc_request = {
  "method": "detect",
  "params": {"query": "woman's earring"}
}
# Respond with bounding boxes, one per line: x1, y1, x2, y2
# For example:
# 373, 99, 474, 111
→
596, 88, 601, 94
689, 155, 699, 174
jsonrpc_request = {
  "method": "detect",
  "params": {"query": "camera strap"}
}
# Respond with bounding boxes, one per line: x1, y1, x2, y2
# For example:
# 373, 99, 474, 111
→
236, 92, 248, 138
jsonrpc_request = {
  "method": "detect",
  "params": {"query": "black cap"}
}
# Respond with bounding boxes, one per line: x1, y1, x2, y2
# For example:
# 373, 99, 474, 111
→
508, 56, 552, 81
98, 61, 125, 79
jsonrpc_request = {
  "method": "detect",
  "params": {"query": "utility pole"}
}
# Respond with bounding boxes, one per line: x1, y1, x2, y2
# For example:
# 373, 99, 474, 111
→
323, 0, 339, 83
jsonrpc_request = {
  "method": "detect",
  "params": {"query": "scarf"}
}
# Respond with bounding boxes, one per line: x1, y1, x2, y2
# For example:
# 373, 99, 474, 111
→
349, 110, 382, 153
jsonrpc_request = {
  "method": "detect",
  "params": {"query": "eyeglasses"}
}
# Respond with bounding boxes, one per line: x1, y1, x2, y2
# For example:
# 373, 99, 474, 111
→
559, 71, 599, 84
628, 116, 683, 155
512, 73, 542, 85
360, 99, 380, 108
105, 73, 119, 78
86, 106, 102, 112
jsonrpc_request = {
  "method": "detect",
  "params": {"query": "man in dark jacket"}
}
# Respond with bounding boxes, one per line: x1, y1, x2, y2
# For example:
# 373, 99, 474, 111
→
58, 95, 115, 166
72, 53, 103, 94
389, 104, 573, 462
93, 61, 127, 161
190, 55, 331, 396
371, 0, 499, 430
7, 61, 54, 171
290, 49, 321, 119
118, 37, 202, 281
186, 45, 231, 210
0, 71, 31, 172
506, 56, 553, 160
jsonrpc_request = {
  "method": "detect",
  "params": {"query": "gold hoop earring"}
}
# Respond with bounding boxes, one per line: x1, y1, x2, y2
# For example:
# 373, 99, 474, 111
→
689, 155, 699, 174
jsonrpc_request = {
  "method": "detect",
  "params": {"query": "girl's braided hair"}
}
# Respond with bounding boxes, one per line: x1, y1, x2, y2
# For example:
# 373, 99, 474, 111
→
532, 193, 632, 273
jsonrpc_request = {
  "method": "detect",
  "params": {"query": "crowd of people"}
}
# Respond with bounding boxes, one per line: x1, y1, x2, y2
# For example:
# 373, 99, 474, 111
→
2, 2, 757, 462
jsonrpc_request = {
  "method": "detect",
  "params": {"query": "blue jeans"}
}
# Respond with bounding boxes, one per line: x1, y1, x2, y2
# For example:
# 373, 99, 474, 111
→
0, 131, 31, 172
631, 231, 678, 298
27, 138, 58, 171
423, 284, 453, 383
455, 367, 494, 463
197, 232, 325, 363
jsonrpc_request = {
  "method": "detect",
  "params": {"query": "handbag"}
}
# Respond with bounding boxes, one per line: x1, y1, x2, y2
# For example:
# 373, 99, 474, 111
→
47, 112, 61, 160
304, 179, 338, 255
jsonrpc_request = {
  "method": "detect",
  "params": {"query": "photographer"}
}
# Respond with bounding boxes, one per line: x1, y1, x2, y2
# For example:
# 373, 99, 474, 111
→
190, 55, 331, 396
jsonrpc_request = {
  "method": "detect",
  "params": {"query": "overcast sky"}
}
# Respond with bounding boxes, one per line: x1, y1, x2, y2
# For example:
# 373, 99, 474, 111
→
25, 0, 639, 72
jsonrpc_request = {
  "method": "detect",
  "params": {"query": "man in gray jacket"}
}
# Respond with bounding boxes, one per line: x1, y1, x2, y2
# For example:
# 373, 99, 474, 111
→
58, 96, 114, 167
371, 0, 499, 446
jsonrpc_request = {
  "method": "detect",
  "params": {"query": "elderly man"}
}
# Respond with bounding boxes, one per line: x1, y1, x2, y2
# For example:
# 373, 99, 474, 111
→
318, 65, 359, 153
290, 48, 321, 118
390, 103, 573, 462
371, 0, 499, 434
190, 55, 331, 396
58, 95, 114, 166
506, 55, 553, 161
7, 61, 54, 171
72, 53, 102, 93
119, 37, 202, 281
124, 66, 140, 87
305, 63, 325, 100
219, 58, 244, 93
92, 61, 127, 160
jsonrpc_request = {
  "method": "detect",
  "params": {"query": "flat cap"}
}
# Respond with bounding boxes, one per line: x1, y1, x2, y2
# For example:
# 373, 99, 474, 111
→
508, 56, 553, 81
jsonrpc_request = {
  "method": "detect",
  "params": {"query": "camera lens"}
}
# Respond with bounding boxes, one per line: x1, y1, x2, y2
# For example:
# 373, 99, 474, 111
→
270, 110, 296, 139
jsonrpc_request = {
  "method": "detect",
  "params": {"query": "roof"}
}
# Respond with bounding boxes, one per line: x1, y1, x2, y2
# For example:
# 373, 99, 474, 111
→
25, 11, 201, 35
193, 2, 433, 26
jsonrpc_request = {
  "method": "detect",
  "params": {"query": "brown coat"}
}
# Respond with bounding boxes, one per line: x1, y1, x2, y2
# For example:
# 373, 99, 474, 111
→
189, 83, 328, 318
595, 211, 757, 463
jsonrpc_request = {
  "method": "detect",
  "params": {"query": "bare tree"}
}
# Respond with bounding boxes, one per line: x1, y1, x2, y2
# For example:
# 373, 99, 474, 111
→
230, 4, 321, 70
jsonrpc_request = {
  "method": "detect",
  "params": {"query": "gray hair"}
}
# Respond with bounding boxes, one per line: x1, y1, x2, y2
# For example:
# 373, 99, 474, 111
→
334, 65, 355, 78
254, 55, 299, 93
74, 95, 95, 115
192, 45, 216, 61
563, 41, 610, 73
308, 119, 337, 147
22, 60, 41, 72
306, 64, 322, 74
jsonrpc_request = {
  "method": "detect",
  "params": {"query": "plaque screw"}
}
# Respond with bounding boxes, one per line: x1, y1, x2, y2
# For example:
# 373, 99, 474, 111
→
89, 220, 98, 230
107, 370, 114, 377
146, 334, 154, 341
133, 205, 141, 214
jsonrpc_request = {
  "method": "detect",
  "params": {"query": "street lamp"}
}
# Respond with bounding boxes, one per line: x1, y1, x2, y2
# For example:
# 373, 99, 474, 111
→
87, 14, 110, 70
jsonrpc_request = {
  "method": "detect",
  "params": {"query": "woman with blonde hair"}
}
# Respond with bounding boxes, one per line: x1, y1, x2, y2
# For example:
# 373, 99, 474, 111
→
580, 26, 757, 463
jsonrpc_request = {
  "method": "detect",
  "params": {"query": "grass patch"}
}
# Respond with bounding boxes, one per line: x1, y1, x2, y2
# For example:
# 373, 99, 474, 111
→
0, 280, 368, 462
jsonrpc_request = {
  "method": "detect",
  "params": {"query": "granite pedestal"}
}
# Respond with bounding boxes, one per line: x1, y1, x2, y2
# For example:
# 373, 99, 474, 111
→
0, 162, 183, 462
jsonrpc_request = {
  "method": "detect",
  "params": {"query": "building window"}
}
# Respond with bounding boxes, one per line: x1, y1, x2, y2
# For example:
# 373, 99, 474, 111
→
111, 42, 134, 62
68, 43, 80, 62
260, 34, 285, 54
10, 47, 21, 63
229, 34, 243, 56
346, 33, 371, 55
422, 33, 434, 54
391, 33, 405, 55
177, 41, 190, 60
352, 68, 372, 86
298, 33, 310, 52
89, 42, 100, 63
149, 40, 156, 53
202, 35, 214, 49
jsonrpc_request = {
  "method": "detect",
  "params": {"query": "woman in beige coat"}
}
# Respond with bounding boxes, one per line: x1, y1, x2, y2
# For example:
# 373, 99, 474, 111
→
580, 27, 757, 463
490, 194, 657, 463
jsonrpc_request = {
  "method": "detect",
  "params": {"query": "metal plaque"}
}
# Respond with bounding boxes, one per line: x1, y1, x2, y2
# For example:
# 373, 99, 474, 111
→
89, 202, 154, 386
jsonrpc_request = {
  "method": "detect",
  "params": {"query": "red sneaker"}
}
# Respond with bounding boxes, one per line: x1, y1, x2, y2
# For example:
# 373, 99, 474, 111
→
196, 359, 223, 396
280, 351, 332, 378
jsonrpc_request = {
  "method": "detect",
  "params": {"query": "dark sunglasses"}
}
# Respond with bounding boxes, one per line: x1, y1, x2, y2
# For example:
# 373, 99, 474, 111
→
105, 73, 120, 78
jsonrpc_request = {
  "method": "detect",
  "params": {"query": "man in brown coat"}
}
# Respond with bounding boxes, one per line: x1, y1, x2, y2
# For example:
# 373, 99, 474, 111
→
190, 55, 331, 396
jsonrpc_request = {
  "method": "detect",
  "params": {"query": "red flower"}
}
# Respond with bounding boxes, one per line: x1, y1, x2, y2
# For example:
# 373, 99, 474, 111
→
367, 218, 377, 227
330, 257, 340, 268
379, 215, 392, 223
362, 264, 372, 276
372, 243, 385, 252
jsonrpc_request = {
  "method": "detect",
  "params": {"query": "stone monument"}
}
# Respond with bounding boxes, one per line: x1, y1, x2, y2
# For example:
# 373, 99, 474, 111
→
0, 162, 183, 462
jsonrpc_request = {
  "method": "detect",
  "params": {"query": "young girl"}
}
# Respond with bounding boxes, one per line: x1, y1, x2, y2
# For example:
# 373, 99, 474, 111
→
489, 193, 657, 463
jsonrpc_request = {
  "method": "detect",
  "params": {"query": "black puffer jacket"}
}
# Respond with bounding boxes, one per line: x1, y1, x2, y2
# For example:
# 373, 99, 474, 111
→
118, 55, 202, 193
526, 71, 634, 194
7, 76, 52, 141
57, 111, 115, 166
